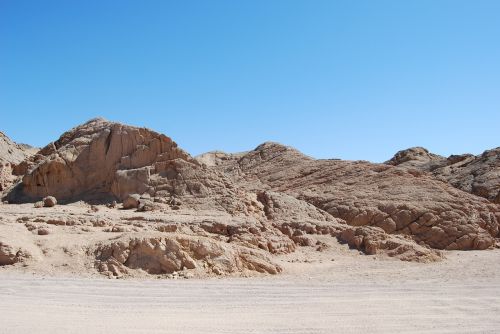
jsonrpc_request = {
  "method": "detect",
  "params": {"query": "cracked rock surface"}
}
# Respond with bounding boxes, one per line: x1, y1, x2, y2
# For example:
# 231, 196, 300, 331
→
387, 146, 500, 203
198, 142, 499, 251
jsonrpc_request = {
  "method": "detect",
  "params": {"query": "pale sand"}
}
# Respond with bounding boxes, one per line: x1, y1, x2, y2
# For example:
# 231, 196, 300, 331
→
1, 249, 499, 333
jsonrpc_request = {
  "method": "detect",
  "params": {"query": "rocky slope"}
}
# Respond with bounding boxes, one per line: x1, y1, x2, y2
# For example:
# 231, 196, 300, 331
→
7, 118, 251, 213
197, 143, 499, 251
0, 131, 37, 192
0, 119, 498, 278
387, 147, 500, 203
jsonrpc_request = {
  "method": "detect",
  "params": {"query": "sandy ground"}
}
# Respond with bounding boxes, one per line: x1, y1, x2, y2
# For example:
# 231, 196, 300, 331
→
1, 249, 500, 334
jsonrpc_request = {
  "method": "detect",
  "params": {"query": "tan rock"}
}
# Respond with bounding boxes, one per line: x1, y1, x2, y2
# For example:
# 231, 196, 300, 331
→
8, 118, 190, 202
37, 228, 50, 235
123, 194, 140, 209
93, 234, 281, 277
0, 241, 30, 265
387, 146, 500, 203
1, 119, 498, 280
43, 196, 57, 207
205, 143, 499, 251
0, 132, 37, 195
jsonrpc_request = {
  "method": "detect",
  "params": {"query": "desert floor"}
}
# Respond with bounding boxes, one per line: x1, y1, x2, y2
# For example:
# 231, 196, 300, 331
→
1, 247, 499, 334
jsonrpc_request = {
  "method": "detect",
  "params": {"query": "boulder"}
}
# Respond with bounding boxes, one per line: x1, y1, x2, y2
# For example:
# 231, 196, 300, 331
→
43, 196, 57, 207
123, 194, 140, 209
37, 228, 50, 236
137, 199, 156, 212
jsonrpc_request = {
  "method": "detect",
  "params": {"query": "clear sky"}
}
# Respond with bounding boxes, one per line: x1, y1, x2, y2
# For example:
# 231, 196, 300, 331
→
1, 0, 499, 162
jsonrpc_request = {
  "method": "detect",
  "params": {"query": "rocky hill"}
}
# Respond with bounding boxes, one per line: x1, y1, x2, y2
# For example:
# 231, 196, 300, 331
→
198, 142, 499, 251
387, 147, 500, 203
0, 119, 498, 278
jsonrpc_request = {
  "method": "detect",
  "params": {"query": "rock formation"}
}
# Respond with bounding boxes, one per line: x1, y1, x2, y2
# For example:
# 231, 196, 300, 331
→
6, 119, 258, 217
8, 118, 190, 202
198, 142, 499, 251
0, 131, 37, 192
0, 119, 498, 279
387, 147, 500, 203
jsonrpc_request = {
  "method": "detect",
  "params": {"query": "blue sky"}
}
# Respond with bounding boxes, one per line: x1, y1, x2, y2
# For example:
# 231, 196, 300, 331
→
1, 0, 499, 162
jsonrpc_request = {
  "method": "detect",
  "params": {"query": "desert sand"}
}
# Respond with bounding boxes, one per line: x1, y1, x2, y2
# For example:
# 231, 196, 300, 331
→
1, 248, 500, 334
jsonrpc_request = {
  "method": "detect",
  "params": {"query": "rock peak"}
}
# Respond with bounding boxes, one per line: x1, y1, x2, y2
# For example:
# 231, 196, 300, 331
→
8, 119, 191, 202
386, 147, 444, 166
83, 117, 108, 125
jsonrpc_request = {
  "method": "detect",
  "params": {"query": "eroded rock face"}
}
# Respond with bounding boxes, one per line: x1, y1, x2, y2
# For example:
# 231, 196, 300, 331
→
203, 143, 499, 251
386, 147, 446, 170
9, 118, 190, 202
0, 163, 14, 193
387, 147, 500, 203
433, 148, 500, 204
0, 240, 31, 266
258, 190, 441, 261
93, 234, 282, 277
0, 132, 37, 193
0, 132, 36, 165
7, 119, 256, 216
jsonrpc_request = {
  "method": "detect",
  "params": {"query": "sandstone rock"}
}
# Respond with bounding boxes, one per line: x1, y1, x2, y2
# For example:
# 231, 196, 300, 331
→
0, 132, 37, 195
123, 194, 140, 209
93, 234, 281, 277
34, 201, 44, 208
387, 147, 500, 203
386, 147, 446, 170
137, 199, 156, 212
338, 226, 441, 262
43, 196, 57, 207
1, 119, 498, 276
0, 241, 30, 265
7, 118, 191, 202
6, 119, 253, 216
0, 131, 37, 165
205, 143, 499, 251
37, 228, 50, 235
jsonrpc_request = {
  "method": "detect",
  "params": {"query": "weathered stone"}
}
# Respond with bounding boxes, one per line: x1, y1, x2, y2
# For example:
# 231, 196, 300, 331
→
123, 194, 140, 209
387, 146, 500, 203
201, 142, 499, 251
43, 196, 57, 207
37, 228, 50, 235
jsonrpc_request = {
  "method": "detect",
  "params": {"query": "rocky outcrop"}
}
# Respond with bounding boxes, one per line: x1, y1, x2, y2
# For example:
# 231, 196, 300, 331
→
0, 241, 30, 265
0, 131, 36, 165
386, 147, 446, 170
1, 119, 498, 279
203, 143, 500, 251
387, 147, 500, 203
93, 234, 282, 277
258, 190, 441, 261
8, 118, 190, 202
6, 119, 258, 216
0, 164, 14, 193
0, 132, 37, 192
